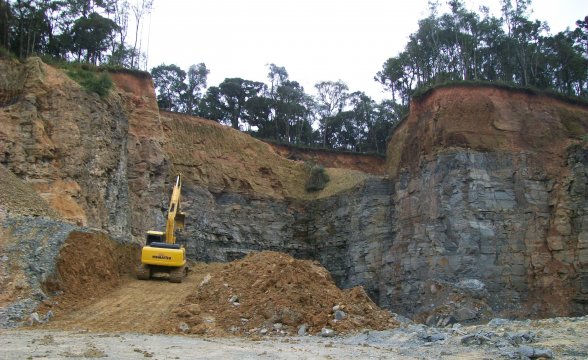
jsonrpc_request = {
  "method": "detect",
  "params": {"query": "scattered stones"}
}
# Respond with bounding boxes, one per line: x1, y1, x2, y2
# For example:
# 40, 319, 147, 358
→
44, 311, 54, 322
28, 312, 42, 326
460, 331, 494, 346
425, 332, 446, 342
505, 331, 536, 345
518, 345, 553, 359
488, 318, 510, 327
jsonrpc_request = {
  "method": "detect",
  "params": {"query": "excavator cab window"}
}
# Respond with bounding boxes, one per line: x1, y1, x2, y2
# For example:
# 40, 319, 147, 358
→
146, 233, 163, 245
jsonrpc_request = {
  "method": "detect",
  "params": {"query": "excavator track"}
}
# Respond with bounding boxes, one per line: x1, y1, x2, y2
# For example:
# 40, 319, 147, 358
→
168, 265, 185, 283
136, 264, 151, 280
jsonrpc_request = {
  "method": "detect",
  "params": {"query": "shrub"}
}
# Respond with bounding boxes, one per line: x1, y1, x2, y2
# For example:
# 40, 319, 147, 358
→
305, 164, 330, 192
66, 67, 112, 97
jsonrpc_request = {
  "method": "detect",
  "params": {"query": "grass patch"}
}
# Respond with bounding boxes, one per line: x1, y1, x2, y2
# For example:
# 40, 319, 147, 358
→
66, 67, 112, 97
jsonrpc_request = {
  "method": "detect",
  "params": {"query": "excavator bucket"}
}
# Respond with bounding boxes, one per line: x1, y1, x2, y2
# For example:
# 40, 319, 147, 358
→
175, 212, 185, 230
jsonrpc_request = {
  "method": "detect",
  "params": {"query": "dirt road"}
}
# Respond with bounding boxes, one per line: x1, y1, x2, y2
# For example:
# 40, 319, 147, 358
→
41, 263, 218, 334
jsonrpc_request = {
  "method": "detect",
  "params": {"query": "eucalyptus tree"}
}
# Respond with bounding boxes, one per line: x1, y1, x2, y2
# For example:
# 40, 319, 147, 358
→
314, 80, 349, 148
70, 12, 118, 63
182, 63, 209, 115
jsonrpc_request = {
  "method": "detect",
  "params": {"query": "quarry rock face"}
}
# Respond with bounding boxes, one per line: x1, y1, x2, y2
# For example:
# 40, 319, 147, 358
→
2, 58, 588, 322
0, 58, 167, 241
381, 87, 588, 319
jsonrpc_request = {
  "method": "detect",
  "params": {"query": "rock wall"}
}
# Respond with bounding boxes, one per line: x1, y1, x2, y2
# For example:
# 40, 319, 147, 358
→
2, 58, 588, 322
0, 59, 167, 241
380, 87, 588, 320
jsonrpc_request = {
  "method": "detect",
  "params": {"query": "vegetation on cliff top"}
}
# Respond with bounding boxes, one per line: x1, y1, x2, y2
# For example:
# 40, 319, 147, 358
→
0, 0, 586, 156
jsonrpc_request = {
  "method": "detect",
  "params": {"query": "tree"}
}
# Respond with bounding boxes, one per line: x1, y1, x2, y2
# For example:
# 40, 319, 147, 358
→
199, 86, 225, 121
0, 0, 10, 49
151, 63, 186, 111
217, 78, 265, 130
130, 0, 153, 69
274, 80, 307, 142
9, 0, 52, 57
314, 80, 349, 148
182, 63, 209, 115
71, 12, 118, 64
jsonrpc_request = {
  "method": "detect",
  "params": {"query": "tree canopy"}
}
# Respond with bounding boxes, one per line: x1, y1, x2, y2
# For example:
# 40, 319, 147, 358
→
1, 0, 152, 67
1, 0, 586, 155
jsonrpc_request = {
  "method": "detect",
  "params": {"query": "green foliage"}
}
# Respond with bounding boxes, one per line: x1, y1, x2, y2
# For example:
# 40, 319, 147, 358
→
376, 0, 588, 105
305, 163, 330, 192
151, 64, 187, 111
0, 46, 16, 60
66, 66, 112, 97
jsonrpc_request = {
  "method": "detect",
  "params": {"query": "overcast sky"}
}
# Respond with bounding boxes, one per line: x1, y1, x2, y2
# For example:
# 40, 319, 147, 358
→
142, 0, 587, 101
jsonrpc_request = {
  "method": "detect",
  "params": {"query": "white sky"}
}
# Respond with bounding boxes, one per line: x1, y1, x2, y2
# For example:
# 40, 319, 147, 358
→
142, 0, 588, 101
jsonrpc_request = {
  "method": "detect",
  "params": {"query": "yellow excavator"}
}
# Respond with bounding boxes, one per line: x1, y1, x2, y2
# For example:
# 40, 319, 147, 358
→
137, 175, 187, 283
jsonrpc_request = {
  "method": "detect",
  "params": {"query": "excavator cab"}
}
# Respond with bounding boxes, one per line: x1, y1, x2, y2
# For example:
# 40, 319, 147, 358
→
137, 175, 187, 283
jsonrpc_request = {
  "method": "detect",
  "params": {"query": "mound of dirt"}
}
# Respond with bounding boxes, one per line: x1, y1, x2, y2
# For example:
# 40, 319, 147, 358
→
167, 251, 397, 336
40, 232, 139, 314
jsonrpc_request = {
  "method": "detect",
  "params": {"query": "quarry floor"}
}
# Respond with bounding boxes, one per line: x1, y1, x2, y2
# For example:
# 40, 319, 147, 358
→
2, 316, 588, 359
4, 266, 587, 360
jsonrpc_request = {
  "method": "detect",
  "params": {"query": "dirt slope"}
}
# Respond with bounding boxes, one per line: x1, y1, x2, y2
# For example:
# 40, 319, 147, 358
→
0, 164, 56, 219
160, 111, 370, 201
40, 266, 215, 333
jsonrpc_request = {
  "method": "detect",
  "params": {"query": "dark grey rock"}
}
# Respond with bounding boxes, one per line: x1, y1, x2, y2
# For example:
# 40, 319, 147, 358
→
518, 345, 553, 359
426, 332, 446, 342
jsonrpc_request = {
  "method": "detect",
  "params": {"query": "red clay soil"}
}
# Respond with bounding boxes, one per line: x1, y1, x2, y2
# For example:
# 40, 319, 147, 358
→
270, 143, 387, 175
387, 86, 588, 178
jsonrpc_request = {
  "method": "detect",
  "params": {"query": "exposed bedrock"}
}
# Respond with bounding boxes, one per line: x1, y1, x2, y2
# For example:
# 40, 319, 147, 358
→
2, 58, 588, 321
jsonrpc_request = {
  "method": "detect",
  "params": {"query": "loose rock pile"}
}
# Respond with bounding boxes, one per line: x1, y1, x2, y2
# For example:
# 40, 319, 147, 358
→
168, 251, 397, 336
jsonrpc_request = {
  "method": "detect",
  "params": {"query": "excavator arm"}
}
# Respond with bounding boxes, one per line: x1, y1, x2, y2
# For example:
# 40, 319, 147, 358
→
165, 175, 185, 244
